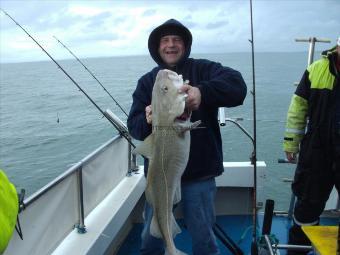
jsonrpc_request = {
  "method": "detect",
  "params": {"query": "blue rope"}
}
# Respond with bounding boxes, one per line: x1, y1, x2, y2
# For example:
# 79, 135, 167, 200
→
238, 225, 260, 244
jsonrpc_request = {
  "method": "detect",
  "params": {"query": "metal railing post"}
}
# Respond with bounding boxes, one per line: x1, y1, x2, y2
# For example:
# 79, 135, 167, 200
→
131, 153, 138, 171
127, 137, 138, 176
76, 166, 86, 233
307, 37, 316, 66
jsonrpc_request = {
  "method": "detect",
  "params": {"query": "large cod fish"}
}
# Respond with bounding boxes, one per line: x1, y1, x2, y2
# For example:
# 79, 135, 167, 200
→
134, 69, 201, 255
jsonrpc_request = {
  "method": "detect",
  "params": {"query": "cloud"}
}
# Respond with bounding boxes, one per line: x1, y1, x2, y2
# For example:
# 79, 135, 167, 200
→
1, 0, 339, 63
85, 12, 113, 30
142, 9, 157, 17
206, 21, 229, 30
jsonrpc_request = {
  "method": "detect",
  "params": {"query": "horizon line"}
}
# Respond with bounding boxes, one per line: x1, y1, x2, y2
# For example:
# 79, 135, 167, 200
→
0, 50, 325, 65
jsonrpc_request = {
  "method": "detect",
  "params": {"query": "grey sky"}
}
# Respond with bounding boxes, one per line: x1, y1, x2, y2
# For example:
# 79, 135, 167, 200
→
0, 0, 339, 63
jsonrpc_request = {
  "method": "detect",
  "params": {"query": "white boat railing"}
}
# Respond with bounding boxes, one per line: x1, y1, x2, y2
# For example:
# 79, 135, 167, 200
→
4, 135, 131, 255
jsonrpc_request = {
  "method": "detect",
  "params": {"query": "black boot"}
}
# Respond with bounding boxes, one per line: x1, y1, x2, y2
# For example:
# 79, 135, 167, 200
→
287, 224, 311, 255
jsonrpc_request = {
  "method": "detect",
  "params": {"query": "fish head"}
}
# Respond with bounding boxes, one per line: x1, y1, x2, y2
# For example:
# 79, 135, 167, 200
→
152, 69, 189, 124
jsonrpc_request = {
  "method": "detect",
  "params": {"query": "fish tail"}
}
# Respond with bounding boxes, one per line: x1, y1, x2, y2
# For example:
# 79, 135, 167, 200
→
171, 213, 181, 237
150, 215, 162, 238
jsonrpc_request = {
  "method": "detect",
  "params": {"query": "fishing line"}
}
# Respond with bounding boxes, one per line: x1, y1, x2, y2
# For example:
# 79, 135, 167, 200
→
0, 8, 135, 148
249, 0, 258, 254
53, 36, 129, 117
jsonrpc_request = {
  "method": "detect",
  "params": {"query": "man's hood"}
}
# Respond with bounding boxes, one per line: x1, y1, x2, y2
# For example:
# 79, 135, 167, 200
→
148, 19, 192, 68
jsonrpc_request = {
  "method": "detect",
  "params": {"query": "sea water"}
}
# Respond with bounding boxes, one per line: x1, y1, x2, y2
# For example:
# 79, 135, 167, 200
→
0, 52, 309, 210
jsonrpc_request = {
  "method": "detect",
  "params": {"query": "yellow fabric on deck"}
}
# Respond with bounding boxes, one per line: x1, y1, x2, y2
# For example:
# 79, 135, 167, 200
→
0, 170, 18, 254
302, 226, 338, 255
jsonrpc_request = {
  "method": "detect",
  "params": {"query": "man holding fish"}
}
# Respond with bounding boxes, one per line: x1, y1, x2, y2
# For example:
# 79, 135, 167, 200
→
127, 19, 247, 255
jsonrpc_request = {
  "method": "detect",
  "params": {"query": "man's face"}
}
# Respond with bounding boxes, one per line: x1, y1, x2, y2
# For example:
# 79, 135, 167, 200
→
158, 35, 185, 67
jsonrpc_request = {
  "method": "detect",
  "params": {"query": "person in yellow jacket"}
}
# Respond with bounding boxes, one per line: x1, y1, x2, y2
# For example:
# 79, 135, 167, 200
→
283, 37, 340, 255
0, 170, 19, 254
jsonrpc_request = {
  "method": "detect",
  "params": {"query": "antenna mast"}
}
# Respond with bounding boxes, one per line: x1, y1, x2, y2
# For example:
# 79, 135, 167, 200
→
295, 37, 331, 66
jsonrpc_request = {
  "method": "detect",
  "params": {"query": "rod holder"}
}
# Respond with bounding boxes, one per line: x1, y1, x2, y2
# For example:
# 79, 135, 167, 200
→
262, 200, 274, 235
218, 107, 226, 126
105, 109, 128, 133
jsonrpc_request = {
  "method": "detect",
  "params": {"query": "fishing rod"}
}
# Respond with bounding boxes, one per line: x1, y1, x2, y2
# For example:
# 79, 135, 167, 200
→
53, 36, 129, 117
249, 0, 258, 254
0, 8, 135, 148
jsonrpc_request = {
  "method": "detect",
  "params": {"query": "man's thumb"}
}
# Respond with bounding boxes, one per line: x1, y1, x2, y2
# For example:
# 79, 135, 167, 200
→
180, 84, 191, 93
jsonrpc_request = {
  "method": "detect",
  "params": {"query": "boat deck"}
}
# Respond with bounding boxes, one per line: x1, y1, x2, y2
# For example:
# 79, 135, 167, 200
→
117, 214, 338, 255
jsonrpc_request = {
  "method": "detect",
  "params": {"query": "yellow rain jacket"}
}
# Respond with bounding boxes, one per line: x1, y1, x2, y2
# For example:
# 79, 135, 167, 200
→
283, 47, 338, 153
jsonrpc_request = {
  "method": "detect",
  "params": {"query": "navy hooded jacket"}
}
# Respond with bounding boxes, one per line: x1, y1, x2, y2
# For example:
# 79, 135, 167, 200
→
127, 19, 247, 181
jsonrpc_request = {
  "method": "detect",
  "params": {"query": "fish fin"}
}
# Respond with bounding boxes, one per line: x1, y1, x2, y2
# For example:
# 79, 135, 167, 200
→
173, 185, 181, 205
190, 120, 202, 129
133, 134, 154, 159
150, 215, 162, 238
173, 120, 201, 133
171, 214, 181, 237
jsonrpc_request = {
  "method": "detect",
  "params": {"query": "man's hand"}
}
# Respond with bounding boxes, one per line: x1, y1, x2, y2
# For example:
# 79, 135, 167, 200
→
180, 84, 201, 110
145, 105, 152, 124
285, 151, 297, 162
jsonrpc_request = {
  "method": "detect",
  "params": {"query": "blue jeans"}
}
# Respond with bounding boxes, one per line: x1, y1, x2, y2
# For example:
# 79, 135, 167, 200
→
140, 178, 220, 255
